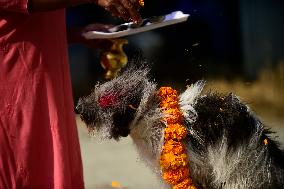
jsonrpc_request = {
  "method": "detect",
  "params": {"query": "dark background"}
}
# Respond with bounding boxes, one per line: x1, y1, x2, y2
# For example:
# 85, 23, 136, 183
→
66, 0, 284, 102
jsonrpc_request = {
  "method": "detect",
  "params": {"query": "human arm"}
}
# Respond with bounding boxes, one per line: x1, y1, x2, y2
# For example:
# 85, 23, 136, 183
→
0, 0, 141, 23
0, 0, 31, 13
0, 0, 89, 14
27, 0, 90, 13
28, 0, 142, 23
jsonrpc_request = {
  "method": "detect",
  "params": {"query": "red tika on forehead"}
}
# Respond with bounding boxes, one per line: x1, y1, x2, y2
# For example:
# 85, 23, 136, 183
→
98, 93, 119, 108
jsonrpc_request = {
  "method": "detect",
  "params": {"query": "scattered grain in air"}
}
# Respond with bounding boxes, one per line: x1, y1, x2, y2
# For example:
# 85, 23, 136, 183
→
192, 43, 199, 47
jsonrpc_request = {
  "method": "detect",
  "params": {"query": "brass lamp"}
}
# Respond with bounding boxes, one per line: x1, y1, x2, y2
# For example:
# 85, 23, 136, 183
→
100, 38, 128, 80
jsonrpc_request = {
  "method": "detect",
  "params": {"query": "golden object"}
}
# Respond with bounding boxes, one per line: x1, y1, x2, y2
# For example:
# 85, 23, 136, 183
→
100, 38, 128, 80
158, 87, 199, 189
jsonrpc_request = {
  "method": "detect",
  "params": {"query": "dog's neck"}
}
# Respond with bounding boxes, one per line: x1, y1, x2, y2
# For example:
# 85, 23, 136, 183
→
128, 81, 166, 175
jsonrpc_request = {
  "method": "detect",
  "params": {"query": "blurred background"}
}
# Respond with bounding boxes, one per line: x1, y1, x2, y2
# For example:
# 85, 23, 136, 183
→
66, 0, 284, 188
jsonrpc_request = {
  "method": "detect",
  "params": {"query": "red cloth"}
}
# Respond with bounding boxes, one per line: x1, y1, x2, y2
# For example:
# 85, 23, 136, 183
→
0, 1, 84, 188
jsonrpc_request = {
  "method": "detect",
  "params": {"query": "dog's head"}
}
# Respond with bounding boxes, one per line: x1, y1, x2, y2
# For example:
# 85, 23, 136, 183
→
76, 66, 150, 140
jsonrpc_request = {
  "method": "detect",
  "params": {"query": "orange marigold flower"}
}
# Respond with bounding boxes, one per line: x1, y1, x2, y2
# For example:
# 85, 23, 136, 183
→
164, 124, 188, 141
173, 178, 193, 189
158, 87, 177, 97
160, 98, 179, 109
188, 186, 198, 189
163, 108, 184, 124
160, 152, 188, 170
162, 140, 185, 154
158, 87, 179, 109
163, 167, 190, 185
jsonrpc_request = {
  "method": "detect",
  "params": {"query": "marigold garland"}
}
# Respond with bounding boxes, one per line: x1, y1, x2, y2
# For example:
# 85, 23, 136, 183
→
164, 124, 188, 141
162, 140, 185, 154
158, 87, 198, 189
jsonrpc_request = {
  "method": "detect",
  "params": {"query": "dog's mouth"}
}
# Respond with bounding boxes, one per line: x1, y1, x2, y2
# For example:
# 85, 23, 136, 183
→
111, 124, 131, 139
110, 105, 137, 140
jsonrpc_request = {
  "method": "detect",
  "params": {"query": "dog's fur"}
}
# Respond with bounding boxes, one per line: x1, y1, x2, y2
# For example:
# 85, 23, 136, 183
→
76, 66, 284, 189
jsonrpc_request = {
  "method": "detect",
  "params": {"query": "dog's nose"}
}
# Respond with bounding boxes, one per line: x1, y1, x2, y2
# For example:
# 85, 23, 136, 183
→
75, 99, 83, 114
74, 107, 80, 114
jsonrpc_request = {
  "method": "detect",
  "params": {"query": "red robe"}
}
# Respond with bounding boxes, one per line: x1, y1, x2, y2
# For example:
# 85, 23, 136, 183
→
0, 1, 84, 188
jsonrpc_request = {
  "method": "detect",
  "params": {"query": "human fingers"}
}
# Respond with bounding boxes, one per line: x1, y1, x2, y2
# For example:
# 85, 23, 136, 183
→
105, 4, 121, 17
120, 0, 142, 23
83, 23, 115, 32
114, 1, 131, 20
129, 0, 141, 11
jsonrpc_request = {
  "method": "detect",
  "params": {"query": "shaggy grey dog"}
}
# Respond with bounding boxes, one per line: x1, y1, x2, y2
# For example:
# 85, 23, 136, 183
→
76, 66, 284, 189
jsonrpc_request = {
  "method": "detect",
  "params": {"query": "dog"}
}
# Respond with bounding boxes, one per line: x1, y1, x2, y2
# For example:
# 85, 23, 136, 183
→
76, 65, 284, 189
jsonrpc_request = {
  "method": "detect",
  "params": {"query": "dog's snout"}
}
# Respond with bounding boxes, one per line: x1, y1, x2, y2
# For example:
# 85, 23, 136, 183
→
75, 99, 83, 114
75, 106, 80, 114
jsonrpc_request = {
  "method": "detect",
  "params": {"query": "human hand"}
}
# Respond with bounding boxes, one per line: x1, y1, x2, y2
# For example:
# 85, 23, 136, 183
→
83, 23, 114, 33
95, 0, 142, 23
82, 24, 114, 50
68, 24, 114, 50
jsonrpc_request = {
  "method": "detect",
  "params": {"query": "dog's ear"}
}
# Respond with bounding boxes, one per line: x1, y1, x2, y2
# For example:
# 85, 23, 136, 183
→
179, 80, 205, 124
